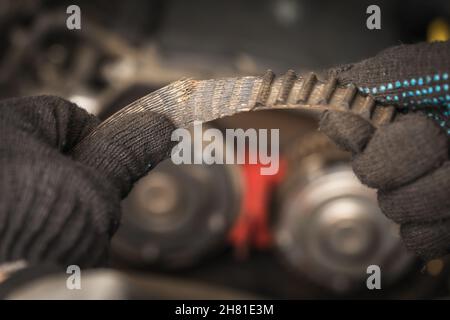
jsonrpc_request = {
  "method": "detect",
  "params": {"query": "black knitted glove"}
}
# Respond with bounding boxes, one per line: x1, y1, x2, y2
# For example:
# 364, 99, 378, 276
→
0, 95, 175, 267
320, 41, 450, 260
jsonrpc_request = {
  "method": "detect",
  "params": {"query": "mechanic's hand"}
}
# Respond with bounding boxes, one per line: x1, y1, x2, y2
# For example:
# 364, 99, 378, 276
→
319, 41, 450, 260
0, 96, 175, 267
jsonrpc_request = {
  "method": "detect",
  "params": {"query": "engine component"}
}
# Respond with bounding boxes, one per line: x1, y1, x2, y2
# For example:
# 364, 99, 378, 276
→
274, 133, 413, 293
73, 70, 400, 156
112, 160, 241, 268
111, 125, 241, 269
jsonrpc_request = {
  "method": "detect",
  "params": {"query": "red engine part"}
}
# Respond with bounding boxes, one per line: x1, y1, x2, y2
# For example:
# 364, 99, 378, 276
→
229, 156, 286, 257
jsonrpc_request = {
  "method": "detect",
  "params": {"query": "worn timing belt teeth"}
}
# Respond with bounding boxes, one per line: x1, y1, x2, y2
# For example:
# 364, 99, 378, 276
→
340, 84, 357, 109
360, 95, 376, 119
317, 75, 337, 105
296, 72, 317, 104
253, 70, 396, 127
73, 70, 398, 156
254, 69, 275, 108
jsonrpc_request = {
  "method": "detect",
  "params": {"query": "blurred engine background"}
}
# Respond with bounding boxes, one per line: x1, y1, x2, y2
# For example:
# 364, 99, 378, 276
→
1, 0, 450, 299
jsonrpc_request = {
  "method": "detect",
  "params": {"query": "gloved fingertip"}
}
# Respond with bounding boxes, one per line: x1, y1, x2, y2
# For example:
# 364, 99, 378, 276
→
319, 110, 375, 154
400, 221, 450, 261
378, 161, 450, 224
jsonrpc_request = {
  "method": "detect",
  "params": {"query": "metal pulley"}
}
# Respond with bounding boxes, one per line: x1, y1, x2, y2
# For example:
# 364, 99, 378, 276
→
274, 133, 414, 293
111, 125, 242, 269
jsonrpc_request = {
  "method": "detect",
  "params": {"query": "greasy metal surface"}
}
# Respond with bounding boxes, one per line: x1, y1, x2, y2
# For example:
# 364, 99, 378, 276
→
78, 70, 397, 146
276, 133, 413, 293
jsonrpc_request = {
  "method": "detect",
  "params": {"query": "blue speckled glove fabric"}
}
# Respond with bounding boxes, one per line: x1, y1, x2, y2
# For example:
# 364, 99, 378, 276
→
321, 41, 450, 260
329, 41, 449, 134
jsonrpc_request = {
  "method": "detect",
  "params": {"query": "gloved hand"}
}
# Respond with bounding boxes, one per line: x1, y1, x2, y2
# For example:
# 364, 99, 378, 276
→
0, 95, 175, 267
319, 41, 450, 260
